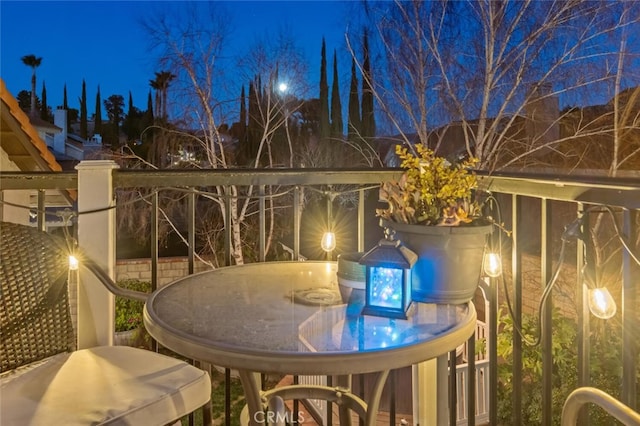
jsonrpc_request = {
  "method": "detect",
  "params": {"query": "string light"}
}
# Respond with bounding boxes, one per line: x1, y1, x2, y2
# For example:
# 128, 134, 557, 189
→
321, 190, 337, 256
582, 261, 617, 320
587, 287, 617, 319
483, 252, 502, 278
69, 255, 79, 271
321, 231, 336, 252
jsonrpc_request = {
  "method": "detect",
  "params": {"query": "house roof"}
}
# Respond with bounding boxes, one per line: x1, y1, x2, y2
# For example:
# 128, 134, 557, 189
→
1, 78, 75, 206
0, 78, 62, 172
29, 114, 62, 133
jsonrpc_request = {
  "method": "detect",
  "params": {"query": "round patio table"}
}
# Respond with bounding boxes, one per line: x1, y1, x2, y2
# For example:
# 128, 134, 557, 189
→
144, 261, 476, 426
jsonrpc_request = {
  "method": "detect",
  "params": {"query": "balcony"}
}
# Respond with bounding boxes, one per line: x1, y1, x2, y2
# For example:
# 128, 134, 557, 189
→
1, 163, 639, 425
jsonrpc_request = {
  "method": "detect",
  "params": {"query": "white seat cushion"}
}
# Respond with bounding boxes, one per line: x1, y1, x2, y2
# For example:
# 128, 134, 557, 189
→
1, 346, 211, 426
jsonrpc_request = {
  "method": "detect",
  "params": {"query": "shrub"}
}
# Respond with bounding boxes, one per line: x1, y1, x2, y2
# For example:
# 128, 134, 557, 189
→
496, 306, 578, 425
115, 280, 151, 332
496, 305, 640, 425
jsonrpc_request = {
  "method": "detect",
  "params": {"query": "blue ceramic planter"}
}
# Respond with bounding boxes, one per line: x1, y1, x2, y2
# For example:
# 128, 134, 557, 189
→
380, 219, 492, 304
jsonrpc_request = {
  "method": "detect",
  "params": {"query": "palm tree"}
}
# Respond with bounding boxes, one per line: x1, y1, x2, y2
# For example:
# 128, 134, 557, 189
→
149, 71, 175, 121
21, 54, 42, 117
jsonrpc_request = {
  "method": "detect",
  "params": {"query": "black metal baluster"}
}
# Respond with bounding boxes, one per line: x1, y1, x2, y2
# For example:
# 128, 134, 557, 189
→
622, 209, 637, 409
188, 190, 195, 275
512, 195, 523, 426
151, 191, 158, 353
449, 350, 457, 426
468, 335, 476, 426
541, 199, 553, 426
576, 203, 590, 425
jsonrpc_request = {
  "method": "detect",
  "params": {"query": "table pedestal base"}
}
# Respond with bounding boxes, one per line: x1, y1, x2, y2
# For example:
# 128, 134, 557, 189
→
239, 370, 390, 426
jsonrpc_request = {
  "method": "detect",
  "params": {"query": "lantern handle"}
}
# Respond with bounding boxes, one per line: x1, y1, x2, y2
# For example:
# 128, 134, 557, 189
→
383, 227, 396, 241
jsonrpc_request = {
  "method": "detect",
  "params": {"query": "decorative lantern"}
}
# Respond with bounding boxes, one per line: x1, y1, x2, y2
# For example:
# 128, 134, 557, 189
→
359, 230, 417, 319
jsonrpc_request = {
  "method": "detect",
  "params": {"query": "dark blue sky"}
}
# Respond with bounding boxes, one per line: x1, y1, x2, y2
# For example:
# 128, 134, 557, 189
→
1, 1, 352, 113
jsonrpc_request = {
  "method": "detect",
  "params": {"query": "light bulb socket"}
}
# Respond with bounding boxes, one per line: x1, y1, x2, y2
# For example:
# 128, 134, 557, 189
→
562, 217, 584, 241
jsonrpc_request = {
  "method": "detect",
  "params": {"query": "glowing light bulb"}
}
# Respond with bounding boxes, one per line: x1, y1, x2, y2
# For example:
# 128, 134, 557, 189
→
483, 252, 502, 278
588, 287, 617, 319
69, 255, 79, 271
321, 231, 336, 252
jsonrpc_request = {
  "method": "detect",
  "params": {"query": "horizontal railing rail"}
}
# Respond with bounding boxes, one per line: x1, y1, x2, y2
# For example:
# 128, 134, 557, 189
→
4, 168, 640, 203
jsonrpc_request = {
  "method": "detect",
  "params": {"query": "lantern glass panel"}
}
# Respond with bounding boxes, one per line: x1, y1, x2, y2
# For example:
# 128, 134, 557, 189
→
369, 266, 404, 310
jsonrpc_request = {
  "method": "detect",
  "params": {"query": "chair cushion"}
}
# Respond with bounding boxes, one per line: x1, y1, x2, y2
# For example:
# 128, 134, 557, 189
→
1, 346, 211, 426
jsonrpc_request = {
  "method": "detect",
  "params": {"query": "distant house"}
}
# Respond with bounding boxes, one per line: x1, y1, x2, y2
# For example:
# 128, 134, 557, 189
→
28, 107, 104, 170
0, 78, 74, 227
29, 114, 62, 148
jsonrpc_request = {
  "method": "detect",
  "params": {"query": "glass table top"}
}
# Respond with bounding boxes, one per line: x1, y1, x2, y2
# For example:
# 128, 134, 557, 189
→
144, 261, 476, 374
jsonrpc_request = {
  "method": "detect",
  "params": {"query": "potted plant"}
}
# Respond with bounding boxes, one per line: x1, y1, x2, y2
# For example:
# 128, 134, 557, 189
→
115, 279, 151, 348
376, 143, 492, 304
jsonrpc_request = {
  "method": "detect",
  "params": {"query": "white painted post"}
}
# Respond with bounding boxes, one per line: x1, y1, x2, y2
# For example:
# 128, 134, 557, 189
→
412, 359, 439, 425
75, 160, 119, 348
437, 355, 449, 425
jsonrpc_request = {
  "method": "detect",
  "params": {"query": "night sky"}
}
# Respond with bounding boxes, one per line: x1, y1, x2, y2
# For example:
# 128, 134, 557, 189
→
1, 1, 354, 114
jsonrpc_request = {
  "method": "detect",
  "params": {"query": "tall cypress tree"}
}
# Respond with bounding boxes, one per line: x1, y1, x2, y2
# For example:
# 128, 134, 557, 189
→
319, 38, 330, 141
139, 90, 154, 146
239, 85, 247, 144
122, 91, 136, 140
40, 81, 49, 121
246, 79, 260, 165
257, 75, 264, 115
330, 50, 343, 139
145, 91, 154, 125
361, 29, 375, 139
94, 86, 103, 137
80, 80, 88, 139
348, 58, 361, 143
147, 91, 154, 118
63, 83, 71, 130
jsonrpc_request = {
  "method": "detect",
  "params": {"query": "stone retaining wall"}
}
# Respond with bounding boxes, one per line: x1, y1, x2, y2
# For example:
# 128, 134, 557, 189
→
116, 257, 213, 287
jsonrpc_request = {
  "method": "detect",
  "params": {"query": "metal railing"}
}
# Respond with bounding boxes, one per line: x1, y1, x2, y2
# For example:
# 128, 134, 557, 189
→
2, 166, 639, 425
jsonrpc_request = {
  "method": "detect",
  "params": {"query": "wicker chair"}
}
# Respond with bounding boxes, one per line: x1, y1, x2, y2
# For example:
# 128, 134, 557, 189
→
0, 221, 212, 425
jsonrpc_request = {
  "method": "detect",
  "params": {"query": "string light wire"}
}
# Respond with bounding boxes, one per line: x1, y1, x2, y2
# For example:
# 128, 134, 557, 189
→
494, 201, 639, 347
0, 182, 378, 220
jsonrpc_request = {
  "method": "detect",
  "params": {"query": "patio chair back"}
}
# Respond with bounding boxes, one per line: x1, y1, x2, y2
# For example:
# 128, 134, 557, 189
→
0, 222, 75, 371
1, 221, 213, 425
